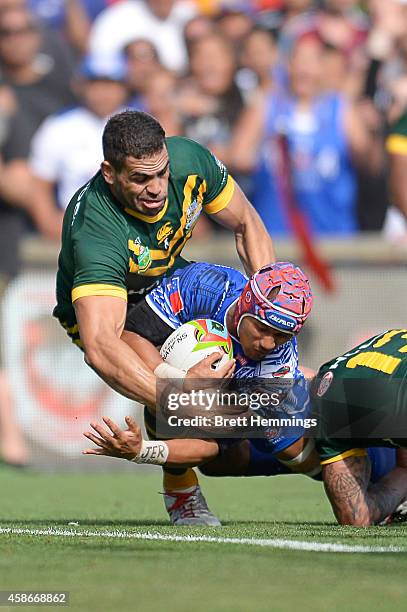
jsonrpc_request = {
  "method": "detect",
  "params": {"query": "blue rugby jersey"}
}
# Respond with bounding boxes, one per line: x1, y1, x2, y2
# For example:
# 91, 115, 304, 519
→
146, 261, 302, 380
146, 262, 309, 454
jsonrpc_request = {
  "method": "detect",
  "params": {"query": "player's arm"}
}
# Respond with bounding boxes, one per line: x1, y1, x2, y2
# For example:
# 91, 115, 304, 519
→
199, 133, 275, 274
74, 295, 158, 407
27, 176, 64, 241
322, 453, 407, 526
211, 181, 275, 274
121, 330, 235, 387
83, 416, 220, 467
275, 438, 321, 478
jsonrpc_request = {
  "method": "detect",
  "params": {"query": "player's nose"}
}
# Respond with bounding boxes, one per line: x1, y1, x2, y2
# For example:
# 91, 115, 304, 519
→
147, 176, 165, 197
260, 336, 276, 351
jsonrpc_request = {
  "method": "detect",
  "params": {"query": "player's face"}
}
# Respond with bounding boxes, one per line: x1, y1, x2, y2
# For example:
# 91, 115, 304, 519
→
239, 316, 292, 360
102, 147, 170, 216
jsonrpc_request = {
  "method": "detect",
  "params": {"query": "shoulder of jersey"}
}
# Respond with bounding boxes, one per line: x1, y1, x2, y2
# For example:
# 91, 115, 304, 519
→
166, 136, 207, 173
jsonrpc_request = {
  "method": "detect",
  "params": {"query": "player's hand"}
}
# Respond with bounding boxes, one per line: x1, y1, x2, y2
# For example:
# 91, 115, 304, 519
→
82, 416, 142, 460
184, 352, 235, 392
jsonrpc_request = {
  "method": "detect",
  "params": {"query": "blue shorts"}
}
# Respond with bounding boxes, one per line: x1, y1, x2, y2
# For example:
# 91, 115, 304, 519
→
368, 447, 397, 483
246, 443, 397, 480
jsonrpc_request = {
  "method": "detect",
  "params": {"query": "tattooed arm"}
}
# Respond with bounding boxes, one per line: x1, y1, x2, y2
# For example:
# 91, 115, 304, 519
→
323, 454, 407, 526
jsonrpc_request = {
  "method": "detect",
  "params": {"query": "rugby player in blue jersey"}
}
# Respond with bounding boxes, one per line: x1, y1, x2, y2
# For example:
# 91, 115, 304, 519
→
84, 261, 316, 524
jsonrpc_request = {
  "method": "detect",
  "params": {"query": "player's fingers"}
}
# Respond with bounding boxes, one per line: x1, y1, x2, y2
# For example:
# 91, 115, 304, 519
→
83, 431, 108, 448
102, 416, 123, 437
215, 358, 236, 378
203, 352, 223, 366
82, 448, 106, 455
90, 422, 115, 444
125, 416, 141, 434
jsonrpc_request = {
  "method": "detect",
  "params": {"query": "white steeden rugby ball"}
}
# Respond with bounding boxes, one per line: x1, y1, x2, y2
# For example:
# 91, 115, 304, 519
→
160, 319, 233, 372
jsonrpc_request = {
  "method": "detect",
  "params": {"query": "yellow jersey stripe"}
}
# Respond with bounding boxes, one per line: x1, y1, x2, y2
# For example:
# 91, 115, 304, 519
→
148, 175, 199, 258
204, 175, 235, 215
386, 134, 407, 155
124, 198, 169, 223
138, 234, 192, 276
72, 284, 127, 302
320, 448, 367, 465
61, 322, 79, 335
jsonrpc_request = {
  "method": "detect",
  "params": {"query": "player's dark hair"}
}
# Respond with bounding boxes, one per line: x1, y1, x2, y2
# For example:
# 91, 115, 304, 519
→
102, 110, 166, 170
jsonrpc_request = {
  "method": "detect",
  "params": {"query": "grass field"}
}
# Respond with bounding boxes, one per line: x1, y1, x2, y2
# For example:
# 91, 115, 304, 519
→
1, 466, 407, 611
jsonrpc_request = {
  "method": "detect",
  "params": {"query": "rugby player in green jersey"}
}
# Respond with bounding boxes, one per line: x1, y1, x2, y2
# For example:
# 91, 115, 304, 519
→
54, 110, 275, 525
311, 328, 407, 526
85, 329, 407, 526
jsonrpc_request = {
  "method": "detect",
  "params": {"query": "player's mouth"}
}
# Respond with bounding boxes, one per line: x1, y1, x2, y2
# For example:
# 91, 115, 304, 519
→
139, 198, 166, 211
249, 348, 266, 360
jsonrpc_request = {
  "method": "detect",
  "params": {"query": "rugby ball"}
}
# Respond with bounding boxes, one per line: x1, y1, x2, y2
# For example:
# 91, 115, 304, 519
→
160, 319, 233, 372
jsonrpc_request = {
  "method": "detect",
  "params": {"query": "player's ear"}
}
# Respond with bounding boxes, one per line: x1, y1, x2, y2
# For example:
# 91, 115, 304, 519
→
101, 160, 116, 185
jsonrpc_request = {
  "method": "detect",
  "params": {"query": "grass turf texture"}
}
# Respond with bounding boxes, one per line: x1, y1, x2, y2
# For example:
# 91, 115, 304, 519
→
1, 469, 407, 611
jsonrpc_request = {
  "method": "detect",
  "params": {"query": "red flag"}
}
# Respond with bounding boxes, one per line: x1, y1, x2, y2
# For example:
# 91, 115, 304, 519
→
276, 133, 335, 293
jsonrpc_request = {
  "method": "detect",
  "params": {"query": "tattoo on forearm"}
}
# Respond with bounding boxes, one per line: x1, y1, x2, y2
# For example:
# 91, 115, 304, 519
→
324, 456, 407, 525
323, 456, 371, 524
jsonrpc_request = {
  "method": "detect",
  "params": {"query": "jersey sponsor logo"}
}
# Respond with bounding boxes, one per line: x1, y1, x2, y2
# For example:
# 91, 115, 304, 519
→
185, 199, 202, 232
156, 222, 174, 246
168, 277, 184, 315
317, 371, 333, 397
267, 312, 296, 331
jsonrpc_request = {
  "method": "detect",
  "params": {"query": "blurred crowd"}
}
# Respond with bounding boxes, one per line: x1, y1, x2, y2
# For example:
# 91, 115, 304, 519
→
1, 0, 407, 252
1, 0, 407, 465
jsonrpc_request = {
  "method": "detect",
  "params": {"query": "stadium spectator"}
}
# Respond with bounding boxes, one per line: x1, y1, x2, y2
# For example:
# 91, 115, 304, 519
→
237, 26, 277, 99
88, 0, 196, 73
29, 54, 131, 241
183, 13, 214, 52
123, 38, 162, 109
214, 3, 253, 47
279, 0, 368, 56
229, 33, 376, 236
29, 0, 91, 54
385, 106, 407, 240
0, 5, 77, 140
142, 68, 181, 136
178, 31, 245, 160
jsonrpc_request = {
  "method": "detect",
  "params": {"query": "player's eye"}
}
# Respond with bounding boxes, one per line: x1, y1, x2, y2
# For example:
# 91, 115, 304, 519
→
158, 164, 169, 177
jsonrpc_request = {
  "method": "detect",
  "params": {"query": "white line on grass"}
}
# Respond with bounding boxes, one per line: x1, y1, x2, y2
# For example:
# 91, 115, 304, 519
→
0, 526, 405, 554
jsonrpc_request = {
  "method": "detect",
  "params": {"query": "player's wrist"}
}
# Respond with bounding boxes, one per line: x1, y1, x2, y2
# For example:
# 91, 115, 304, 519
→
154, 362, 186, 390
129, 439, 169, 465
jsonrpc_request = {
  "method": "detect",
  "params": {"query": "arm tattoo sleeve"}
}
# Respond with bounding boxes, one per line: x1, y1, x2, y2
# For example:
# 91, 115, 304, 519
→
323, 456, 371, 526
323, 456, 407, 526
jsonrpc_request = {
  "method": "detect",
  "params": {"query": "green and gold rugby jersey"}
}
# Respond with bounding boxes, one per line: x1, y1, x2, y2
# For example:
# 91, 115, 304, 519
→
313, 329, 407, 465
53, 136, 235, 346
386, 109, 407, 155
